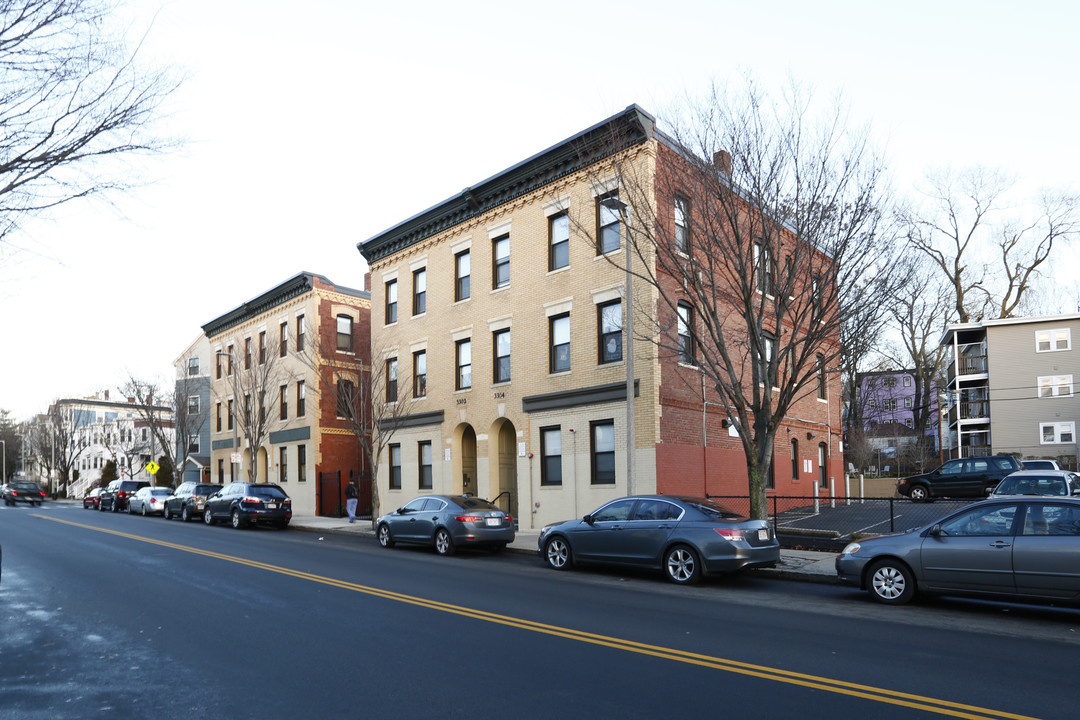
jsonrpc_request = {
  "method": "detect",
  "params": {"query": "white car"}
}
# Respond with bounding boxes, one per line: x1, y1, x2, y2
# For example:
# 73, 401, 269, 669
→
1021, 459, 1062, 471
990, 470, 1080, 498
129, 487, 171, 516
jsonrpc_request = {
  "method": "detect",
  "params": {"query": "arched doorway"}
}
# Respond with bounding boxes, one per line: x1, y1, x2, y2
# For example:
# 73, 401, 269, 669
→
258, 447, 269, 483
489, 418, 518, 517
452, 423, 477, 496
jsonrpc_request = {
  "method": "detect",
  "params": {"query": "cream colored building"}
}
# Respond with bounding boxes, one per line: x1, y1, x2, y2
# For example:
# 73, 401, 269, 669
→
202, 272, 371, 518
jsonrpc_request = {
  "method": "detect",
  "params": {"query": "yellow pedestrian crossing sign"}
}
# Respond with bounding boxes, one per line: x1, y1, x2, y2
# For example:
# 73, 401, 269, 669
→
145, 461, 160, 475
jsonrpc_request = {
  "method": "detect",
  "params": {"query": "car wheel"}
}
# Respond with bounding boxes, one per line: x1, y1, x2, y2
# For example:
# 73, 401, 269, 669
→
231, 508, 245, 529
204, 508, 215, 526
181, 505, 191, 523
434, 528, 455, 556
664, 544, 702, 585
867, 559, 916, 604
543, 536, 572, 570
112, 501, 119, 513
163, 505, 171, 520
908, 485, 930, 502
377, 523, 395, 548
141, 504, 148, 516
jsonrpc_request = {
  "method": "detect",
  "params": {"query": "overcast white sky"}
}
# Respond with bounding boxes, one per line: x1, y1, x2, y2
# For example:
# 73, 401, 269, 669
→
2, 0, 1078, 420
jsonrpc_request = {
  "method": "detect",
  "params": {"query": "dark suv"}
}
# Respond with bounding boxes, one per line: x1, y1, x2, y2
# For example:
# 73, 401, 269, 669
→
98, 479, 151, 512
896, 455, 1022, 501
164, 481, 220, 522
4, 480, 46, 506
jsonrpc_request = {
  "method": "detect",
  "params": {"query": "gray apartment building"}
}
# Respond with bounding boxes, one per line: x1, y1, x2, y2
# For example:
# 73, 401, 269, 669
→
942, 313, 1079, 469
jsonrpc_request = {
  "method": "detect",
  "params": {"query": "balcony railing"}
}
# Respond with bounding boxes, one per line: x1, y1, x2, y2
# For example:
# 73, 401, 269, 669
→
957, 354, 987, 375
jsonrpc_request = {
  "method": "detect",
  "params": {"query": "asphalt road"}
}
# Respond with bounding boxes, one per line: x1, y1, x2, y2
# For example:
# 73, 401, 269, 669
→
2, 502, 1078, 719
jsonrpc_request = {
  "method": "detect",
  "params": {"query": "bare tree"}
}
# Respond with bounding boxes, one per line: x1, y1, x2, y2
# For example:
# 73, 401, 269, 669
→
580, 80, 896, 518
212, 339, 283, 484
0, 0, 180, 255
100, 413, 153, 482
884, 258, 951, 472
297, 334, 414, 526
44, 401, 89, 496
118, 375, 176, 485
171, 355, 209, 483
900, 166, 1080, 322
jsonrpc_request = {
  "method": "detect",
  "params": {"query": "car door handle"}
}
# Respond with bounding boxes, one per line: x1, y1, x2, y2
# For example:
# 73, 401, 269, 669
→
989, 541, 1012, 548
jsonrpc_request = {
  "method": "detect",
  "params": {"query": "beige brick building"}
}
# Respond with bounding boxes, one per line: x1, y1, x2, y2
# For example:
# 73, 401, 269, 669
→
360, 106, 843, 531
202, 272, 371, 518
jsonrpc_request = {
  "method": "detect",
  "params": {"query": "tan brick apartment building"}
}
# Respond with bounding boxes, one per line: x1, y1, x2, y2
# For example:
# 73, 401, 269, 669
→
359, 106, 842, 531
202, 272, 371, 517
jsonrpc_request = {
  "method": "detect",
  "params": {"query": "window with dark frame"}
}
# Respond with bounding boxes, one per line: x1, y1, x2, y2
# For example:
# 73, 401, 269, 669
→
188, 357, 199, 376
598, 300, 622, 364
413, 350, 427, 397
418, 441, 432, 489
493, 235, 510, 289
816, 354, 827, 399
596, 191, 621, 254
259, 331, 266, 365
674, 194, 690, 254
298, 444, 306, 482
455, 250, 470, 301
279, 447, 288, 482
412, 267, 426, 315
188, 395, 199, 414
337, 315, 353, 352
280, 385, 288, 420
337, 379, 355, 419
296, 315, 305, 352
550, 313, 570, 373
549, 212, 569, 270
791, 439, 799, 480
590, 420, 615, 484
540, 426, 562, 486
493, 329, 510, 383
677, 303, 695, 365
456, 339, 472, 390
388, 443, 402, 489
754, 240, 774, 295
385, 280, 398, 324
244, 338, 251, 369
216, 402, 222, 432
296, 380, 306, 417
279, 321, 288, 358
386, 357, 398, 401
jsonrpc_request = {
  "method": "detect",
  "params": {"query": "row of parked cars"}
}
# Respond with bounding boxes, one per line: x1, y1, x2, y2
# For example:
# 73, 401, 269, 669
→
840, 458, 1080, 605
84, 479, 292, 529
375, 493, 780, 586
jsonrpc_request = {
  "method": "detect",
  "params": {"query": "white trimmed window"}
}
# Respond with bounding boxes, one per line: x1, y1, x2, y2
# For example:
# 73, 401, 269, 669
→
1041, 422, 1075, 444
1036, 328, 1071, 352
1038, 375, 1074, 398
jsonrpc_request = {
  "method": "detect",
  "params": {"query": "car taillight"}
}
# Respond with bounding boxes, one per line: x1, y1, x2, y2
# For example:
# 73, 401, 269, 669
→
242, 496, 263, 504
714, 527, 745, 541
283, 499, 291, 505
151, 498, 159, 504
455, 515, 482, 522
506, 515, 513, 523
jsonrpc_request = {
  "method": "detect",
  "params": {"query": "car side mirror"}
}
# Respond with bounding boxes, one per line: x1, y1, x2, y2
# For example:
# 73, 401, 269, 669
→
583, 514, 595, 525
396, 507, 406, 514
928, 524, 943, 537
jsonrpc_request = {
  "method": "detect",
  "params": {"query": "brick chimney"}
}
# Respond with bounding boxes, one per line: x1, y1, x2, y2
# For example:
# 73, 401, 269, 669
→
713, 149, 732, 175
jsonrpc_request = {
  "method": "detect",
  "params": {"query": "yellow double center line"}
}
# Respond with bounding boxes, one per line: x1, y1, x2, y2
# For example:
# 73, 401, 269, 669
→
41, 514, 1041, 720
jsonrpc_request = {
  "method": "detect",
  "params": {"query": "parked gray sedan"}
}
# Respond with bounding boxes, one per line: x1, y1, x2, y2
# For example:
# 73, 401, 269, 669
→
537, 496, 779, 585
129, 486, 171, 516
836, 497, 1080, 605
376, 495, 515, 555
989, 470, 1080, 498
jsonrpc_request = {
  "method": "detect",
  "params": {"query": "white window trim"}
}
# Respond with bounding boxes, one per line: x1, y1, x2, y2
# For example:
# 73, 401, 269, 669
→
450, 326, 473, 343
591, 285, 623, 305
450, 236, 472, 255
542, 196, 570, 217
487, 220, 512, 239
409, 256, 428, 272
1040, 421, 1075, 444
544, 298, 573, 317
487, 315, 512, 333
1035, 328, 1071, 352
1038, 374, 1074, 398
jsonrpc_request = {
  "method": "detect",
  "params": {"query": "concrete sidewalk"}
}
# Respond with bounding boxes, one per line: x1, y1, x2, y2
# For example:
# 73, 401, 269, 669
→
289, 515, 840, 584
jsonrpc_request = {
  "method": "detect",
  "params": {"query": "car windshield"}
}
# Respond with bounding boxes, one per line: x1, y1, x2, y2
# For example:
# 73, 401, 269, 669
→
194, 485, 217, 495
12, 482, 40, 491
251, 485, 288, 499
151, 488, 170, 496
680, 498, 743, 519
994, 476, 1068, 496
450, 496, 500, 511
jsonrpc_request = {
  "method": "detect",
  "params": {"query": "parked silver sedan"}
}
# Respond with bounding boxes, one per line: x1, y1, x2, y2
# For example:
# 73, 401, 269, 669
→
129, 487, 171, 516
537, 496, 779, 585
376, 495, 515, 555
836, 497, 1080, 605
989, 469, 1080, 498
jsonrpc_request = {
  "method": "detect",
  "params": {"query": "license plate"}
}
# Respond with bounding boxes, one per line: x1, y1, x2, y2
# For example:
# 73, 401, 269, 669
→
758, 529, 769, 541
267, 503, 277, 509
485, 518, 501, 527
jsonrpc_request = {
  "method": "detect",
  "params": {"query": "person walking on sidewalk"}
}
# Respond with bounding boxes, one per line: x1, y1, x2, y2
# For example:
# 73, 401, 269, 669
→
345, 478, 359, 523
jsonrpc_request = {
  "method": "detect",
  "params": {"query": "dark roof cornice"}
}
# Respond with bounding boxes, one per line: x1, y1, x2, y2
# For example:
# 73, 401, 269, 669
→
359, 104, 655, 264
201, 272, 369, 338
